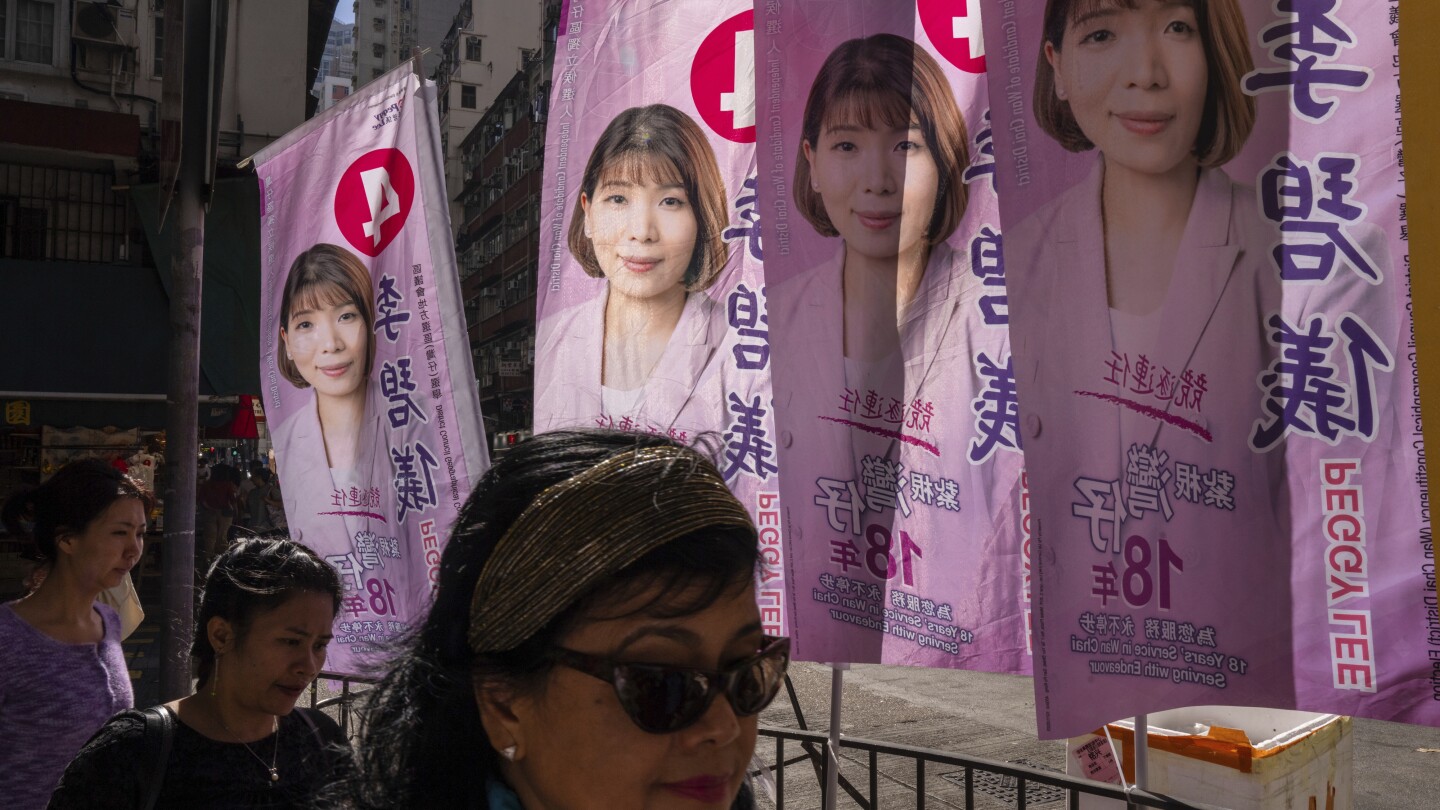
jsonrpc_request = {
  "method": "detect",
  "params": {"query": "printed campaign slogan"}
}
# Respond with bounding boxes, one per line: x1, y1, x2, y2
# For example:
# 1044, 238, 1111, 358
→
758, 0, 1030, 669
253, 67, 491, 673
535, 0, 786, 635
984, 0, 1439, 736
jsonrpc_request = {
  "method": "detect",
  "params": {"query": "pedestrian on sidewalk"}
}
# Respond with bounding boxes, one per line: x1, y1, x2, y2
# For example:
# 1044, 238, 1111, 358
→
196, 464, 241, 562
47, 537, 351, 809
0, 459, 151, 810
242, 468, 276, 535
338, 429, 788, 809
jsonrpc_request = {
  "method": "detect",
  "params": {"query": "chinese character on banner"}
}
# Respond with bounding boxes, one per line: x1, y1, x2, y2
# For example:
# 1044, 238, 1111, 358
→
1250, 312, 1393, 450
722, 394, 778, 481
1259, 153, 1380, 283
727, 283, 770, 370
962, 109, 997, 192
1242, 0, 1372, 123
391, 442, 441, 522
969, 226, 1007, 326
374, 274, 411, 341
969, 352, 1022, 462
722, 176, 764, 261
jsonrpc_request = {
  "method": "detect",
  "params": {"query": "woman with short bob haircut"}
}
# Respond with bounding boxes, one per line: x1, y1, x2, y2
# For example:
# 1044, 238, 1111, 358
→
1033, 0, 1255, 167
341, 429, 788, 809
1, 460, 150, 809
275, 242, 377, 471
790, 33, 971, 374
795, 33, 969, 253
1000, 0, 1374, 724
271, 242, 399, 548
48, 537, 351, 808
537, 106, 732, 432
567, 104, 729, 292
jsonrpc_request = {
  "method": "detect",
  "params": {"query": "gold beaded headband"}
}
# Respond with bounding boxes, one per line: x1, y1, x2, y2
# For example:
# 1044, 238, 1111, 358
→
467, 445, 755, 654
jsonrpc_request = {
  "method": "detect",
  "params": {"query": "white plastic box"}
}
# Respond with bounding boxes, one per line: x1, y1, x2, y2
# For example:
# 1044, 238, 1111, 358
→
1066, 706, 1352, 809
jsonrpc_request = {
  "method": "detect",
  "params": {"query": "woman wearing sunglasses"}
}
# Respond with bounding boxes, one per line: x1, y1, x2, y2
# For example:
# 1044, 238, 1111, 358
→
343, 428, 788, 809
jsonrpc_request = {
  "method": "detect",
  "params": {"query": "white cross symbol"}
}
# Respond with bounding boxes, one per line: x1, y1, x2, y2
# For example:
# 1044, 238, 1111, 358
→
719, 30, 756, 130
953, 8, 985, 60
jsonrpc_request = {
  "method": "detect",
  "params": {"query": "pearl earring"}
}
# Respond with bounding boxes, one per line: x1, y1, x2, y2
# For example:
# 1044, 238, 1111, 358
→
501, 745, 517, 762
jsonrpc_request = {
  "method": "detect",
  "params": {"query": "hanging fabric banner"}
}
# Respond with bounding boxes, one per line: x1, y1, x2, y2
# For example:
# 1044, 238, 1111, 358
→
252, 65, 491, 674
534, 0, 786, 635
758, 0, 1030, 670
983, 0, 1438, 736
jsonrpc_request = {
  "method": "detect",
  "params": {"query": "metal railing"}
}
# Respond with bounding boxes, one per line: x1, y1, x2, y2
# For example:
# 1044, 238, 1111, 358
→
305, 672, 1208, 810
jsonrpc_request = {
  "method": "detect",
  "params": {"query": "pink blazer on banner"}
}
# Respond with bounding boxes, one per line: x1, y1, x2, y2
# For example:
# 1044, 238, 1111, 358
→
535, 287, 727, 436
775, 240, 1028, 669
270, 381, 400, 553
1009, 157, 1395, 734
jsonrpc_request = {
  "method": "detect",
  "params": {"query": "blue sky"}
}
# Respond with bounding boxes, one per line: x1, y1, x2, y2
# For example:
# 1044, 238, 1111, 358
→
335, 4, 353, 24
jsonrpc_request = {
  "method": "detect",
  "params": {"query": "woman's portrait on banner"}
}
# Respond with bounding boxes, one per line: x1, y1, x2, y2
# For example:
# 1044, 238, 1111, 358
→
536, 104, 731, 435
271, 243, 397, 546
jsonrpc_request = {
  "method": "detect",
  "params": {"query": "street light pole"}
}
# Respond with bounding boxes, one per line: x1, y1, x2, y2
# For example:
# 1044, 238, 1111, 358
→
158, 0, 219, 701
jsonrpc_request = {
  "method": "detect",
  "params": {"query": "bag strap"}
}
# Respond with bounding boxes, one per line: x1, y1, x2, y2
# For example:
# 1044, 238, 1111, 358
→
141, 706, 176, 810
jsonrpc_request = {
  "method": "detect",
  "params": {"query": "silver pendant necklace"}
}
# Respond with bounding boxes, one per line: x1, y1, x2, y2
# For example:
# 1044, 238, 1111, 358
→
218, 712, 281, 785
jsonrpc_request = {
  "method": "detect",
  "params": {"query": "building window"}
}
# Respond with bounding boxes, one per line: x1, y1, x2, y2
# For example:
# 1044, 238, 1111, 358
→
151, 14, 164, 77
465, 36, 481, 62
373, 16, 384, 32
372, 43, 384, 58
461, 84, 476, 109
5, 0, 57, 65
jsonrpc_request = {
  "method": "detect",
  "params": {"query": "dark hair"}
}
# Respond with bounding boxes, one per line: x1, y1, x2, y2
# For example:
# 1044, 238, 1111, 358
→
192, 536, 344, 687
253, 468, 273, 485
344, 429, 760, 809
1, 458, 152, 562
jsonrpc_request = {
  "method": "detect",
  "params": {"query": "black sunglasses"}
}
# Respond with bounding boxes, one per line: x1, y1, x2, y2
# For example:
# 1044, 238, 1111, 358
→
550, 635, 791, 734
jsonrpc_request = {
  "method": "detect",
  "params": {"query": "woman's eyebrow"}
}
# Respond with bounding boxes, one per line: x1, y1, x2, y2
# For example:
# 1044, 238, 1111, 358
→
1072, 7, 1120, 28
728, 620, 763, 642
614, 624, 702, 654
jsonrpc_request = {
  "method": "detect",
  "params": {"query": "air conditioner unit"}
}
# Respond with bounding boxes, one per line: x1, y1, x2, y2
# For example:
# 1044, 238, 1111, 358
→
73, 1, 126, 48
481, 374, 494, 387
480, 288, 498, 297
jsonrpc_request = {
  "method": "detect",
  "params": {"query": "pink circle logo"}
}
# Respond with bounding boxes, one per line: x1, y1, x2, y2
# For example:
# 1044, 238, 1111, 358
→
918, 0, 987, 74
690, 11, 756, 144
334, 148, 416, 257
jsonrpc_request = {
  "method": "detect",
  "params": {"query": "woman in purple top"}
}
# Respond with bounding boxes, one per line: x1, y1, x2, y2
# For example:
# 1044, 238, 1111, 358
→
0, 459, 150, 809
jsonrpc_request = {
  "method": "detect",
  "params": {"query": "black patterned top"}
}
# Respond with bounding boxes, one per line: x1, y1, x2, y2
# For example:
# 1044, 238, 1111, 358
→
46, 707, 351, 810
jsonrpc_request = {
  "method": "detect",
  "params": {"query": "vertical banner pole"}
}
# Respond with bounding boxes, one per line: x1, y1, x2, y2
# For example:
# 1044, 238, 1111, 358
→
824, 663, 846, 810
1133, 714, 1150, 792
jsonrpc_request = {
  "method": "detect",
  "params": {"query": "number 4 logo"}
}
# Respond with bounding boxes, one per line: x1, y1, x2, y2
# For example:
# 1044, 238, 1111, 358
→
360, 167, 403, 247
691, 11, 757, 144
334, 148, 416, 258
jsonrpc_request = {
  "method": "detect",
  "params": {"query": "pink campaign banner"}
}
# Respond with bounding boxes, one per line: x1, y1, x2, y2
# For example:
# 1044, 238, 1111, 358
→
757, 1, 1031, 670
982, 0, 1439, 736
252, 66, 490, 674
534, 0, 787, 635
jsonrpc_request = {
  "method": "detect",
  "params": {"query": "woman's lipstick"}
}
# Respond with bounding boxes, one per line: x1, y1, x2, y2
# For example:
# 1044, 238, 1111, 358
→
661, 774, 732, 804
1115, 112, 1171, 136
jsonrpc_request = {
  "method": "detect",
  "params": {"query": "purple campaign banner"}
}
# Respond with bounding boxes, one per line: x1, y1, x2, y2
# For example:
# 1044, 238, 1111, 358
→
758, 1, 1031, 670
535, 0, 787, 635
982, 0, 1438, 736
253, 67, 491, 674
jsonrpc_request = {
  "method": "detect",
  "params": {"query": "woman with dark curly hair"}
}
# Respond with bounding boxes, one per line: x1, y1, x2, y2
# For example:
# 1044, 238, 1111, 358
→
341, 429, 787, 809
48, 537, 349, 809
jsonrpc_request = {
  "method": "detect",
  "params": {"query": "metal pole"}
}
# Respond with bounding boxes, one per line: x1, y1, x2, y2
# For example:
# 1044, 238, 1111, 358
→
824, 663, 846, 810
1133, 714, 1150, 791
159, 0, 215, 701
